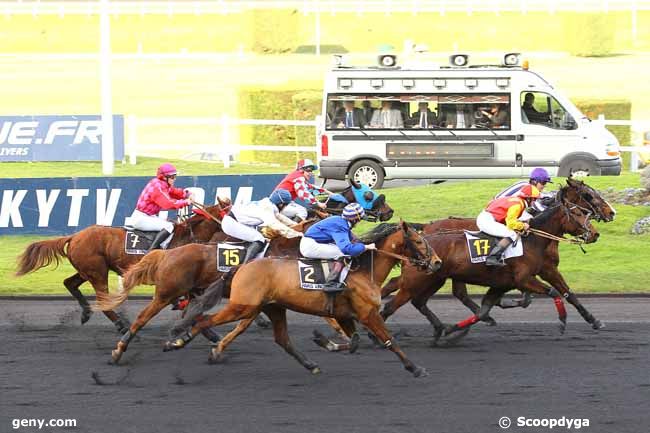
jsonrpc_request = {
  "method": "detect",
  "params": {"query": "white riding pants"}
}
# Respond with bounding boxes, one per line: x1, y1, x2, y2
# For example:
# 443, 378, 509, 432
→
476, 211, 518, 242
221, 215, 265, 243
130, 210, 174, 233
281, 202, 308, 221
300, 236, 344, 259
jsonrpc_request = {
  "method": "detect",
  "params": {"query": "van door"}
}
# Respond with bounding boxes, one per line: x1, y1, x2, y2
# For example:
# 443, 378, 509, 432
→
518, 91, 580, 175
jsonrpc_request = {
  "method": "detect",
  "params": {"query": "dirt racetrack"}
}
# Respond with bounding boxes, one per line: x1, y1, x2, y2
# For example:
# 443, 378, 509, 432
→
1, 297, 649, 433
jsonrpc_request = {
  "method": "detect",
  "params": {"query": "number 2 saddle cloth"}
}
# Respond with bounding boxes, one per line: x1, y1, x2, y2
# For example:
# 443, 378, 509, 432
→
297, 259, 352, 291
464, 231, 523, 264
124, 228, 175, 255
216, 241, 270, 272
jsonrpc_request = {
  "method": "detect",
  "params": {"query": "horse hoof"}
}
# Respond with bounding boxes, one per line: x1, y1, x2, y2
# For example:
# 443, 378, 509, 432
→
592, 320, 605, 330
110, 350, 122, 364
312, 330, 331, 350
208, 349, 225, 364
349, 333, 360, 354
438, 328, 470, 347
483, 317, 498, 327
559, 323, 566, 335
310, 366, 321, 375
255, 315, 271, 329
81, 309, 93, 325
163, 339, 183, 352
412, 366, 428, 378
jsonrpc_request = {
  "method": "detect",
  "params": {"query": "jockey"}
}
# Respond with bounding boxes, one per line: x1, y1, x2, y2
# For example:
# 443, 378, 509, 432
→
477, 184, 541, 267
221, 189, 303, 263
130, 163, 192, 252
300, 203, 377, 289
274, 159, 331, 221
494, 167, 552, 199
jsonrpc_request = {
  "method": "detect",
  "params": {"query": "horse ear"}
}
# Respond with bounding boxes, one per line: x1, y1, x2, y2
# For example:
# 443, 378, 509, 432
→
400, 219, 408, 232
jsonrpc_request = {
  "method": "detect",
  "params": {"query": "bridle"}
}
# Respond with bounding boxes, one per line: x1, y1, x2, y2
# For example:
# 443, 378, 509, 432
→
531, 188, 593, 244
566, 182, 611, 222
401, 225, 435, 271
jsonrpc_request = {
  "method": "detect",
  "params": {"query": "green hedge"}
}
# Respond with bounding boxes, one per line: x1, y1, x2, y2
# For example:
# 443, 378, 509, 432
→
564, 13, 617, 57
238, 88, 321, 165
251, 10, 300, 54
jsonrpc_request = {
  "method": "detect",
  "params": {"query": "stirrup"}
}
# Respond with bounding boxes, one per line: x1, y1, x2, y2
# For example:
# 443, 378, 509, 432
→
485, 255, 506, 267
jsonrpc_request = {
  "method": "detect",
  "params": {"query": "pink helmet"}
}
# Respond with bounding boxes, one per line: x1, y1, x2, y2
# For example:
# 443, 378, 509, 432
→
156, 163, 178, 179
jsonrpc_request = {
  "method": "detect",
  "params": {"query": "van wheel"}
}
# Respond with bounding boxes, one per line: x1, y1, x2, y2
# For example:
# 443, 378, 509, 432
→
559, 159, 601, 177
348, 160, 384, 189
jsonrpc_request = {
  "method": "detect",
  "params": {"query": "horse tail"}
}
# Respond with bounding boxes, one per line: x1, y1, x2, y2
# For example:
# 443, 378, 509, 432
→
94, 250, 165, 312
15, 236, 73, 276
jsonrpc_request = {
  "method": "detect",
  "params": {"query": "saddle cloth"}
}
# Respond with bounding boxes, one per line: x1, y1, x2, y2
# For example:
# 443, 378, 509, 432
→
297, 259, 351, 290
464, 231, 523, 264
216, 241, 269, 272
123, 228, 173, 255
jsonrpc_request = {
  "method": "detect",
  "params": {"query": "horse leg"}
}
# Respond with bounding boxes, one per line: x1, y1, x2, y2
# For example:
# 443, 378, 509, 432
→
111, 296, 170, 364
410, 290, 448, 346
63, 273, 92, 325
381, 276, 400, 298
541, 269, 604, 330
521, 277, 568, 334
208, 317, 257, 364
452, 280, 497, 326
264, 305, 321, 374
380, 284, 414, 322
357, 307, 427, 377
312, 318, 359, 353
83, 260, 131, 334
164, 303, 258, 351
442, 286, 504, 341
497, 290, 533, 309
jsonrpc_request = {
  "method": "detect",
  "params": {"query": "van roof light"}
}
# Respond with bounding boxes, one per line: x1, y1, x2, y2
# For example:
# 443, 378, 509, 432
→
522, 59, 530, 70
378, 54, 397, 68
503, 52, 521, 66
449, 54, 469, 67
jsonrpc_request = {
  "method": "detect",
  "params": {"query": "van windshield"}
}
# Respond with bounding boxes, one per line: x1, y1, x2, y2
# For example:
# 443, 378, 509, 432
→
325, 93, 511, 131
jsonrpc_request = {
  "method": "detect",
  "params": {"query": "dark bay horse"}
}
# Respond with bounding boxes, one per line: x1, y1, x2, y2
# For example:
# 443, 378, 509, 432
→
15, 203, 227, 333
380, 187, 598, 345
382, 178, 614, 332
315, 179, 394, 222
162, 221, 440, 377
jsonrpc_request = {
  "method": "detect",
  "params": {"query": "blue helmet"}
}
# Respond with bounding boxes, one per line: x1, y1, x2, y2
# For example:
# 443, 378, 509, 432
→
342, 202, 365, 222
269, 189, 292, 206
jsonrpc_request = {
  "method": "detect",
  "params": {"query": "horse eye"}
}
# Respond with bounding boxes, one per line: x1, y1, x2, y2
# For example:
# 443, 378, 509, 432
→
584, 193, 593, 201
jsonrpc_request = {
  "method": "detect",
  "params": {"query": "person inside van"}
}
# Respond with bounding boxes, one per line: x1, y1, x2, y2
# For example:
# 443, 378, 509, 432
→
409, 102, 437, 128
369, 100, 404, 129
334, 100, 367, 129
479, 104, 509, 129
522, 93, 550, 124
361, 100, 375, 125
439, 103, 473, 129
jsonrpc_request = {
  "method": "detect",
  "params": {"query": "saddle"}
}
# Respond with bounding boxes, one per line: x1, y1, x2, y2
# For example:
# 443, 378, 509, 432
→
123, 228, 173, 255
464, 231, 523, 264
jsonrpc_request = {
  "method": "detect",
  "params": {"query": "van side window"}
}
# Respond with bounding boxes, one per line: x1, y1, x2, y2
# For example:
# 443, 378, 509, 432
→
521, 92, 576, 130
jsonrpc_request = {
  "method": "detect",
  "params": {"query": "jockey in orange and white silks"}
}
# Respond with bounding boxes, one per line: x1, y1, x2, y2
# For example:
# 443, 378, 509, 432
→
477, 184, 541, 267
130, 163, 192, 251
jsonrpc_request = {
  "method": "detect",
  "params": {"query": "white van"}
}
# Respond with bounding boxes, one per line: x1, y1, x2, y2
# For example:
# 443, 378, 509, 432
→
317, 54, 622, 189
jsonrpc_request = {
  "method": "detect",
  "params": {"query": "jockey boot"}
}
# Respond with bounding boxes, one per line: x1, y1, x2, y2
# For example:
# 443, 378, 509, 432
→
485, 238, 513, 267
243, 241, 265, 264
148, 229, 171, 252
324, 261, 345, 291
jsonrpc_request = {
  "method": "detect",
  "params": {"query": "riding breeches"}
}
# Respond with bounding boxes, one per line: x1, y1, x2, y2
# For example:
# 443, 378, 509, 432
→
299, 236, 344, 259
281, 202, 308, 221
222, 215, 265, 243
476, 210, 518, 241
130, 210, 174, 233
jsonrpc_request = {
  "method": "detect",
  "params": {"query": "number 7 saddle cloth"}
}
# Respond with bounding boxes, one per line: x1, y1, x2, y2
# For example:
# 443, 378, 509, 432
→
464, 231, 523, 264
124, 228, 175, 255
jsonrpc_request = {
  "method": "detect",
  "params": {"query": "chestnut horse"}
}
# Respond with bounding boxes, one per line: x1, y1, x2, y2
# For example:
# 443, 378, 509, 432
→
162, 221, 439, 377
382, 178, 614, 332
380, 186, 598, 345
15, 203, 227, 333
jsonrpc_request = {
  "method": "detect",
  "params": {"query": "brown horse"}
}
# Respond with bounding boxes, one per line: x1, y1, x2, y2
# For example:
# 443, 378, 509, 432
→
15, 203, 227, 333
380, 186, 598, 345
313, 179, 394, 222
382, 178, 614, 332
161, 221, 439, 377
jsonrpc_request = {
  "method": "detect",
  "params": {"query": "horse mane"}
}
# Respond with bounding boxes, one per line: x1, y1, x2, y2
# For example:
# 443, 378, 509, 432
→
358, 222, 401, 243
529, 188, 565, 228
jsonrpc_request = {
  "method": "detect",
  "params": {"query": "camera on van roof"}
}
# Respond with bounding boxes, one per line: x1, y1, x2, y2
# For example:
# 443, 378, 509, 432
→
503, 52, 521, 66
377, 54, 397, 68
449, 54, 469, 67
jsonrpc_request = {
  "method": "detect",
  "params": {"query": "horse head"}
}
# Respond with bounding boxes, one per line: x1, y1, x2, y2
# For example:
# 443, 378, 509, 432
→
532, 188, 599, 243
565, 176, 616, 222
340, 180, 394, 222
399, 220, 443, 273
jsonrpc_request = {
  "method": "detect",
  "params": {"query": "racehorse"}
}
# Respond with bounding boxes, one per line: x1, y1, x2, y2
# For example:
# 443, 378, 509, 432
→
15, 202, 227, 333
381, 178, 614, 332
312, 179, 394, 222
379, 185, 598, 345
161, 221, 440, 377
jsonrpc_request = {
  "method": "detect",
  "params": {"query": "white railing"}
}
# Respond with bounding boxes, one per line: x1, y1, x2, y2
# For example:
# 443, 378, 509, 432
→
125, 115, 320, 168
125, 114, 649, 171
2, 1, 650, 15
